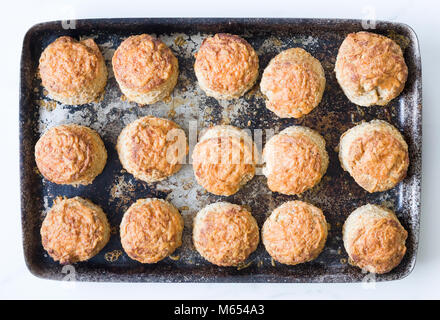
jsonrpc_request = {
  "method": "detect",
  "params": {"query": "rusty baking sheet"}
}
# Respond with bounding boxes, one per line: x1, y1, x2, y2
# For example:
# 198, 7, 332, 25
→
20, 18, 422, 282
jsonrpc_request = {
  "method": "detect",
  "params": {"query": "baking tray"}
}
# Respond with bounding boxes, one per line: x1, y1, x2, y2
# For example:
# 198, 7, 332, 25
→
20, 18, 422, 282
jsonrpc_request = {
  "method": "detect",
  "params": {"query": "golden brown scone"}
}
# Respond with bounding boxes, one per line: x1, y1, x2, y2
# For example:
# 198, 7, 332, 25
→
39, 36, 107, 105
112, 34, 178, 105
260, 48, 326, 118
262, 201, 328, 265
194, 33, 259, 100
116, 116, 188, 183
335, 31, 408, 106
339, 120, 409, 193
120, 198, 184, 263
262, 126, 328, 195
193, 202, 259, 266
192, 125, 258, 196
40, 197, 110, 264
35, 124, 107, 186
343, 204, 408, 274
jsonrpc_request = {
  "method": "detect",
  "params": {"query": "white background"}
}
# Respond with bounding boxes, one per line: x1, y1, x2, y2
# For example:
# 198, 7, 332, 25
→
1, 0, 439, 299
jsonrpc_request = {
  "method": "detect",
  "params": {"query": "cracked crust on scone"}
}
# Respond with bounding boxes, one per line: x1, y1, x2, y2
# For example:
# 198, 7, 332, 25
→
262, 126, 328, 195
112, 34, 179, 105
120, 198, 184, 264
40, 197, 110, 264
35, 124, 107, 186
116, 116, 188, 183
193, 202, 259, 266
192, 125, 258, 196
343, 204, 408, 274
194, 33, 259, 100
39, 36, 108, 105
339, 120, 409, 193
260, 48, 326, 118
262, 201, 328, 265
335, 31, 408, 106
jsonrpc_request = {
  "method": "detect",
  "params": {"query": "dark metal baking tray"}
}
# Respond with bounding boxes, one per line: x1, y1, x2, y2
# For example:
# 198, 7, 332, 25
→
20, 18, 422, 282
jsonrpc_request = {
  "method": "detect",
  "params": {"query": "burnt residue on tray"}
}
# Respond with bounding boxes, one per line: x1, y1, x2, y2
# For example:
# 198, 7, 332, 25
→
20, 18, 422, 282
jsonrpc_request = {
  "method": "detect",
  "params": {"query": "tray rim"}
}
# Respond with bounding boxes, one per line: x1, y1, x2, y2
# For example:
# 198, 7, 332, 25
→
19, 17, 422, 283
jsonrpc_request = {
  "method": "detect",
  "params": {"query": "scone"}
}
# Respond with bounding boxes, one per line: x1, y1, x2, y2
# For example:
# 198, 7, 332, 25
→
120, 198, 184, 263
339, 120, 409, 193
35, 124, 107, 186
116, 116, 188, 183
194, 33, 259, 100
343, 204, 408, 274
335, 31, 408, 106
260, 48, 326, 118
262, 126, 328, 195
112, 34, 179, 105
262, 201, 328, 265
39, 36, 107, 105
192, 125, 258, 196
41, 197, 110, 264
193, 202, 259, 266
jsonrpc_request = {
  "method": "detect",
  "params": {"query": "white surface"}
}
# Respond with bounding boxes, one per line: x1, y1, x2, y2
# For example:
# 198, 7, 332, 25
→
0, 0, 438, 300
